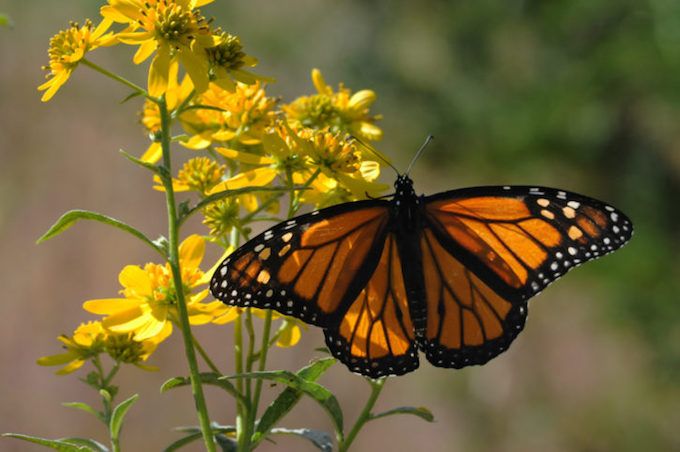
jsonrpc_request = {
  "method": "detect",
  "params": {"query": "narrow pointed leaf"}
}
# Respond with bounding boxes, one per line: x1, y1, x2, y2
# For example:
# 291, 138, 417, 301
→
38, 210, 163, 257
161, 373, 248, 409
109, 394, 139, 440
119, 149, 160, 174
120, 90, 143, 104
222, 368, 343, 435
370, 406, 435, 423
1, 433, 93, 451
270, 428, 333, 452
62, 402, 103, 421
253, 358, 335, 444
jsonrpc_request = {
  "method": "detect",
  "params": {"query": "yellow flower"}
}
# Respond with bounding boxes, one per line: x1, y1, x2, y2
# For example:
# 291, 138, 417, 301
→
83, 235, 220, 341
163, 156, 225, 193
37, 321, 105, 375
206, 31, 271, 91
180, 81, 278, 149
139, 61, 194, 163
102, 0, 216, 96
283, 68, 383, 141
202, 198, 242, 238
38, 18, 114, 102
104, 331, 166, 370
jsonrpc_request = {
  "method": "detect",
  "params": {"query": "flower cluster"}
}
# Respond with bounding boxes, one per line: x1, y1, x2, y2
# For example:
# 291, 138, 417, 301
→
39, 0, 384, 378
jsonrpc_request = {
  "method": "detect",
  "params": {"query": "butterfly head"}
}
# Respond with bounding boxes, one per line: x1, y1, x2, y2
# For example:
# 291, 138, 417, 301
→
394, 174, 416, 199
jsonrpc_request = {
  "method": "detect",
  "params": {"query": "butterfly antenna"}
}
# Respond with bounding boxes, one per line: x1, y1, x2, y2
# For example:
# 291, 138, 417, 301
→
349, 135, 399, 175
405, 135, 434, 176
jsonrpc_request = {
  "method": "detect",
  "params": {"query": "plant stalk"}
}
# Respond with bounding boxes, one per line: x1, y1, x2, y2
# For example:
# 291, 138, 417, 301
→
339, 378, 387, 452
158, 97, 216, 452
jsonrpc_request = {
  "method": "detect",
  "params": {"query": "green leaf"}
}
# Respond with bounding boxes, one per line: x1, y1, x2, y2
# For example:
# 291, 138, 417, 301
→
253, 358, 335, 444
178, 186, 307, 226
161, 373, 248, 409
119, 149, 159, 174
270, 428, 333, 452
120, 91, 143, 104
370, 406, 435, 423
37, 210, 163, 257
165, 424, 236, 452
109, 394, 139, 441
61, 438, 109, 452
62, 402, 103, 421
223, 367, 343, 435
1, 433, 99, 451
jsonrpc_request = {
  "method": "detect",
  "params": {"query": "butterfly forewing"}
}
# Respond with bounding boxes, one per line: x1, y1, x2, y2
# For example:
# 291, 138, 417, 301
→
210, 201, 391, 328
424, 186, 633, 301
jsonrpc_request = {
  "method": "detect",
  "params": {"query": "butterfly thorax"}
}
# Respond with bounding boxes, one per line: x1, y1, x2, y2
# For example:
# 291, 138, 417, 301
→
392, 174, 423, 233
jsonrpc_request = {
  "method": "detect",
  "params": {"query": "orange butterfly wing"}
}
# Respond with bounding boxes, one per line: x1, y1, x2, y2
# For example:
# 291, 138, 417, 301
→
325, 234, 419, 377
418, 186, 632, 368
211, 201, 391, 328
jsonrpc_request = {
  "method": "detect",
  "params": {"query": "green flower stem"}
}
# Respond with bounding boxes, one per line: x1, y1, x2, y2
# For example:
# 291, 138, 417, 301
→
158, 97, 216, 452
192, 335, 221, 374
234, 315, 249, 450
339, 378, 387, 452
172, 88, 196, 118
81, 58, 153, 101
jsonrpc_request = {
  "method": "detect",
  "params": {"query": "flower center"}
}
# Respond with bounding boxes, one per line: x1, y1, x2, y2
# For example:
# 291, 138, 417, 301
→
207, 33, 246, 70
46, 20, 94, 69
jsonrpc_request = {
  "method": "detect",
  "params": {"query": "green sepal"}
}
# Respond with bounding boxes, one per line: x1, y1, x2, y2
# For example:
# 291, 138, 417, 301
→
119, 91, 143, 104
370, 406, 435, 423
252, 358, 335, 445
269, 428, 333, 452
37, 210, 164, 257
222, 367, 343, 437
2, 433, 108, 451
109, 394, 139, 443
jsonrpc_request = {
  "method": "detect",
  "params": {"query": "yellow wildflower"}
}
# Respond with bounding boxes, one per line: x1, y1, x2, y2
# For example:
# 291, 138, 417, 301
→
102, 0, 216, 96
206, 31, 270, 91
38, 18, 114, 102
202, 198, 242, 238
283, 68, 383, 141
37, 321, 105, 375
83, 235, 220, 341
180, 82, 277, 149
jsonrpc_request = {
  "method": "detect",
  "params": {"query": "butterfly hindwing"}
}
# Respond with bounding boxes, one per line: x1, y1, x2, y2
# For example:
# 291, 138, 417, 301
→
324, 234, 419, 378
418, 227, 527, 368
211, 201, 391, 328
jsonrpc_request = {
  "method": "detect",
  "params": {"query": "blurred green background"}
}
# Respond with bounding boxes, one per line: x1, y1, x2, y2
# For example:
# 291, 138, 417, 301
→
1, 1, 679, 450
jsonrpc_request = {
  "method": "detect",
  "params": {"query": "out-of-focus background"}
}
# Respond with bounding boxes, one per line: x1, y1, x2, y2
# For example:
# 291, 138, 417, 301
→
1, 1, 679, 451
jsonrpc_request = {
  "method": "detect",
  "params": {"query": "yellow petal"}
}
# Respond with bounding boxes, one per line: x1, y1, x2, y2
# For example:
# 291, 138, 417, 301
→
39, 70, 71, 102
119, 265, 152, 296
56, 359, 86, 375
213, 76, 236, 92
103, 306, 154, 333
357, 122, 383, 141
211, 129, 237, 142
141, 142, 162, 164
194, 0, 215, 6
92, 17, 114, 40
208, 167, 277, 193
116, 31, 154, 44
180, 134, 212, 150
359, 160, 381, 181
148, 47, 171, 98
215, 147, 274, 165
179, 234, 205, 270
179, 48, 209, 94
133, 39, 157, 64
37, 351, 79, 366
311, 68, 331, 96
348, 89, 376, 110
83, 298, 140, 315
132, 316, 168, 341
276, 322, 301, 348
212, 306, 240, 324
100, 4, 139, 23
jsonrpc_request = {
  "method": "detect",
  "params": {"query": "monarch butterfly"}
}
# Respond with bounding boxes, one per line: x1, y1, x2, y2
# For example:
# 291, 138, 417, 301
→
210, 153, 633, 377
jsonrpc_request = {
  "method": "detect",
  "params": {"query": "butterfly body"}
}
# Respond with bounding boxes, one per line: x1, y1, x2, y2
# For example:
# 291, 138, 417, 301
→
211, 177, 632, 378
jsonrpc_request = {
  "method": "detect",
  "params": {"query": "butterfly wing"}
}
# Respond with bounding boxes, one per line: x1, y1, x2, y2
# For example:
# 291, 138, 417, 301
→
324, 233, 419, 378
210, 200, 392, 328
419, 185, 633, 368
